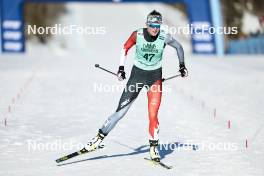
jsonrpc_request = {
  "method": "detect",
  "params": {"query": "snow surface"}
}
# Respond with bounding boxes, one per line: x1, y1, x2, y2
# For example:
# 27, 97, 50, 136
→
0, 3, 264, 176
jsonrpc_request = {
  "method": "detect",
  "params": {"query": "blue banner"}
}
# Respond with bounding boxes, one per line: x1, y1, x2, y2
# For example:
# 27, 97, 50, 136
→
184, 0, 215, 54
1, 0, 25, 52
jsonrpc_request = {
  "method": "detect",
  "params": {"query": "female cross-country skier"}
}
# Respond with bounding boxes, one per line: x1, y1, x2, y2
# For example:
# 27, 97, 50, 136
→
85, 10, 188, 162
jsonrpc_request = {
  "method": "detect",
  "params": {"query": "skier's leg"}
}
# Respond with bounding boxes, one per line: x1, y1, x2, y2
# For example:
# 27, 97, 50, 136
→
99, 97, 135, 135
147, 79, 162, 161
100, 68, 144, 135
85, 75, 144, 151
147, 79, 162, 141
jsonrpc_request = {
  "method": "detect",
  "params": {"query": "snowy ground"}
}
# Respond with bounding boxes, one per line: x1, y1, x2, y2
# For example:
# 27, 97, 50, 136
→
0, 3, 264, 176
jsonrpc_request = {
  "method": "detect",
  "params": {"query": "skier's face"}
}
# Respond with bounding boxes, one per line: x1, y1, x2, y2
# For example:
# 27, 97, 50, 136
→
147, 26, 160, 36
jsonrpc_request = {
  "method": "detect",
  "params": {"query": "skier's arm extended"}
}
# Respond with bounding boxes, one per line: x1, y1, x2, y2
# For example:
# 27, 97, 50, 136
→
119, 31, 137, 66
117, 31, 137, 81
165, 33, 188, 77
165, 33, 185, 64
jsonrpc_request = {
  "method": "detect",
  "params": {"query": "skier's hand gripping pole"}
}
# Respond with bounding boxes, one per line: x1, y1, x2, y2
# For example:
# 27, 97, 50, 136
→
117, 66, 126, 81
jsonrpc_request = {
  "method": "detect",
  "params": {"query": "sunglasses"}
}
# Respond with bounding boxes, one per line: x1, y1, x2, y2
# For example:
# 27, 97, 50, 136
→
148, 23, 161, 29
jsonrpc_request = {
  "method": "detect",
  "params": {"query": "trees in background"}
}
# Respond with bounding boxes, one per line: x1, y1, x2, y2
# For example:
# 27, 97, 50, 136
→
222, 0, 264, 39
24, 3, 66, 43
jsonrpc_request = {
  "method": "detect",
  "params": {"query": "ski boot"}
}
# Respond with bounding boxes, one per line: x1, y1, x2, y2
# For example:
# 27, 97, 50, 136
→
84, 130, 105, 152
149, 140, 161, 162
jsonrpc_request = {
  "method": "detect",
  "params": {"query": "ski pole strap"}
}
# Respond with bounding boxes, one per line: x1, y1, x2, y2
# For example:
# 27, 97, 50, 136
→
95, 64, 117, 76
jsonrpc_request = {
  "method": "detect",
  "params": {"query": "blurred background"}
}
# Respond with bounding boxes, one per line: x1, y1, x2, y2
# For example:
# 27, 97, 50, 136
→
1, 0, 264, 54
25, 0, 264, 54
222, 0, 264, 54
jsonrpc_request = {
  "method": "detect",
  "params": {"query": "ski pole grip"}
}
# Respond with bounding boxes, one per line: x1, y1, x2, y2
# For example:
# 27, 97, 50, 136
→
95, 64, 99, 68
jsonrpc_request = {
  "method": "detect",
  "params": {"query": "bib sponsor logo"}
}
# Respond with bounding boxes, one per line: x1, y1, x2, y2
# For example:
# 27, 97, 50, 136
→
141, 43, 158, 53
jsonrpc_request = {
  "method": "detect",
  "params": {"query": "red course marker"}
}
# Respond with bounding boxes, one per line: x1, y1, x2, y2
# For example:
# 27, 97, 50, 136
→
246, 139, 248, 148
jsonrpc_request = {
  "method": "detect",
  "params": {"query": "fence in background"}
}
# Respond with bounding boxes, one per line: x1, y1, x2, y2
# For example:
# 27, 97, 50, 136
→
227, 35, 264, 54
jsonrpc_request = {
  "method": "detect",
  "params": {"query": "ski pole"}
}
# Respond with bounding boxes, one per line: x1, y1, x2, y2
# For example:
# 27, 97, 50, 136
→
162, 74, 181, 82
95, 64, 182, 82
95, 64, 117, 76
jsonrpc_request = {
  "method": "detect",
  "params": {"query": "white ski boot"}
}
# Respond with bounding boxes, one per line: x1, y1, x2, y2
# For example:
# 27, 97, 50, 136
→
149, 140, 160, 162
84, 131, 105, 152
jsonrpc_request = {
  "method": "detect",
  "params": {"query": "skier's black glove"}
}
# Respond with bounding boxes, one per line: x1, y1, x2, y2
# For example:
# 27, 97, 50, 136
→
117, 66, 126, 81
179, 63, 188, 77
